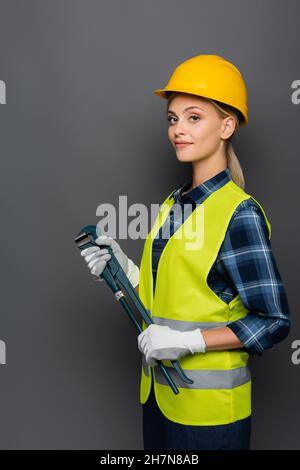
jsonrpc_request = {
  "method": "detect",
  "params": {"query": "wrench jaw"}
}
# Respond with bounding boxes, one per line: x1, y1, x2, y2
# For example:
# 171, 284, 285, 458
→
74, 225, 99, 250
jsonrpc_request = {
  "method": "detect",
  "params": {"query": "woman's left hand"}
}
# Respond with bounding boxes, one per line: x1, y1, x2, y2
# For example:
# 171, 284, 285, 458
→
138, 324, 206, 366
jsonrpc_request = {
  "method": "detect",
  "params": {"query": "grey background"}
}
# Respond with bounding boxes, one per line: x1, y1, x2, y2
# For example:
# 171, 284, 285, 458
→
0, 0, 299, 450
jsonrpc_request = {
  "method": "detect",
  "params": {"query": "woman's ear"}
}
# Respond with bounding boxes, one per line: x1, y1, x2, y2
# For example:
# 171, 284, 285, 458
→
220, 116, 236, 140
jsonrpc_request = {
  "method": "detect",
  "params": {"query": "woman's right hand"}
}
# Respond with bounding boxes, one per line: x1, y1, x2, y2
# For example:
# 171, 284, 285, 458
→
80, 235, 139, 287
80, 243, 111, 280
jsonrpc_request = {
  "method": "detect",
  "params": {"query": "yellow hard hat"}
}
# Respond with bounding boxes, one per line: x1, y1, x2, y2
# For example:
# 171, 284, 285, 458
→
154, 54, 248, 125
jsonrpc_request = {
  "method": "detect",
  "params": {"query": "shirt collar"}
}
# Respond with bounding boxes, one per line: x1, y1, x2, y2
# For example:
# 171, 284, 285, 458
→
170, 167, 232, 205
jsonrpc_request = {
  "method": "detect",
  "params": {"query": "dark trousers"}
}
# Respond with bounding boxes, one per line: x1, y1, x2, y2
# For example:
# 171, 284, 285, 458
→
143, 383, 252, 450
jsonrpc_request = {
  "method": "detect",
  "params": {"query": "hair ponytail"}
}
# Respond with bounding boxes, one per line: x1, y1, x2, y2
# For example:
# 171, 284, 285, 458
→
206, 98, 246, 189
225, 140, 245, 189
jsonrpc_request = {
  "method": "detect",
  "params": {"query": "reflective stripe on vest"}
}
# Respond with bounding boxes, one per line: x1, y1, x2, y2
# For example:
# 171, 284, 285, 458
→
138, 179, 271, 426
151, 313, 230, 331
142, 356, 251, 389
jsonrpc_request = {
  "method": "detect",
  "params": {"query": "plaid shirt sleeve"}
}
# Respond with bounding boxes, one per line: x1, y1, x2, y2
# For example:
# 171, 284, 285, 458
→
221, 199, 291, 356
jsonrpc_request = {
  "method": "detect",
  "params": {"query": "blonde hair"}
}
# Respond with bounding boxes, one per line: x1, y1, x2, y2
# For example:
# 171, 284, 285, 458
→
166, 92, 245, 190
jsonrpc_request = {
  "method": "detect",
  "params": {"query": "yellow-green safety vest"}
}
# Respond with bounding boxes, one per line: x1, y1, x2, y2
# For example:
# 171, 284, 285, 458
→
138, 178, 271, 426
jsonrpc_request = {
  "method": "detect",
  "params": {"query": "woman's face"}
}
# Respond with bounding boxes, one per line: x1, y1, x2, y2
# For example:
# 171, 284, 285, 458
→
167, 93, 235, 163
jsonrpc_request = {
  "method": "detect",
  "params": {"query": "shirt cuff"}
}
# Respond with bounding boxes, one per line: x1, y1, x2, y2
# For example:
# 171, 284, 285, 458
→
227, 319, 273, 356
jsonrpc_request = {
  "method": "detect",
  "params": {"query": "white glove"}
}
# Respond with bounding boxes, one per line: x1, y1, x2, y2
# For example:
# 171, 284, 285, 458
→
138, 324, 207, 366
80, 235, 139, 288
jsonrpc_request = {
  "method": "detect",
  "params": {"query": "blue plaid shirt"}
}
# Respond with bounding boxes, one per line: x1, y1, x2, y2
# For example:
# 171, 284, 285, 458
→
152, 168, 291, 356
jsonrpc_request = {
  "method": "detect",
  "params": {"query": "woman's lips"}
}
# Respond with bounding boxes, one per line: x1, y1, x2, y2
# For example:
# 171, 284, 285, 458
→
175, 143, 192, 148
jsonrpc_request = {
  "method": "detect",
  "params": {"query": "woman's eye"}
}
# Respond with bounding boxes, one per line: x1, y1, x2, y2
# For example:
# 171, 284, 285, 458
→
167, 115, 200, 124
167, 116, 176, 124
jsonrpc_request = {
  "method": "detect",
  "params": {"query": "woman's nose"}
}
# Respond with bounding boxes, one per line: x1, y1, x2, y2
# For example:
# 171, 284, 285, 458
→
174, 123, 187, 135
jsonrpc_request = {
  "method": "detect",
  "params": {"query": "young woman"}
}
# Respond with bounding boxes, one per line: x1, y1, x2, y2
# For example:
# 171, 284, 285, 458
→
80, 54, 291, 450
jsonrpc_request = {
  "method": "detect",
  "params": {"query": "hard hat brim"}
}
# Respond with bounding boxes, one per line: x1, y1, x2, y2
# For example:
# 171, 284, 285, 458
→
154, 88, 168, 98
153, 87, 248, 125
